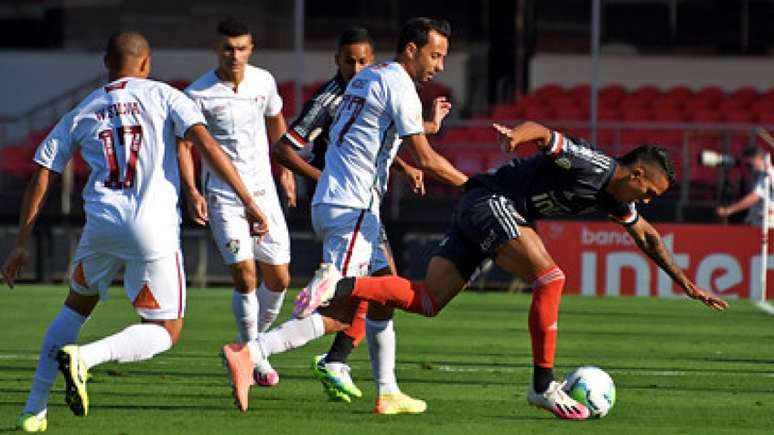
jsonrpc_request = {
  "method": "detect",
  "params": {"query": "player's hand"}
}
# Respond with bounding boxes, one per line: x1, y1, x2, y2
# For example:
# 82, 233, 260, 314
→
427, 96, 452, 134
279, 168, 297, 208
493, 123, 519, 153
716, 206, 731, 218
186, 191, 208, 226
684, 283, 729, 311
1, 246, 28, 289
245, 202, 269, 239
401, 164, 426, 196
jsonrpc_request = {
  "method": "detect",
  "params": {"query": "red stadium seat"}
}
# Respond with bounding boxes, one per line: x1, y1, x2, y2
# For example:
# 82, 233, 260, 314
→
490, 104, 520, 121
554, 106, 587, 121
647, 129, 683, 148
723, 110, 755, 123
533, 83, 564, 99
452, 151, 487, 176
621, 106, 652, 122
690, 109, 723, 123
620, 129, 649, 146
568, 84, 590, 100
629, 85, 661, 103
695, 86, 725, 104
728, 86, 759, 105
600, 84, 627, 103
652, 107, 688, 122
664, 85, 694, 101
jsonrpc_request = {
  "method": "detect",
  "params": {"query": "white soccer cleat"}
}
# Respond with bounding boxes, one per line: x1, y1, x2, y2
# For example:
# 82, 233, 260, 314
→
293, 263, 342, 318
527, 380, 590, 420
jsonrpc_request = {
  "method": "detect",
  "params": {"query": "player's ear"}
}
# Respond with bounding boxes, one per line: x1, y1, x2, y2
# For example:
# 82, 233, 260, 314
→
139, 55, 151, 77
405, 42, 418, 59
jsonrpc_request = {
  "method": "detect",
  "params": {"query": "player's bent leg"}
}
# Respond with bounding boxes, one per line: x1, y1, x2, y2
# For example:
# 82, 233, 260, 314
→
493, 227, 588, 419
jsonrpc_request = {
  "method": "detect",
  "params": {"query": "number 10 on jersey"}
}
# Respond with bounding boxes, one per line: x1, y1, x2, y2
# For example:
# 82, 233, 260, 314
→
98, 125, 143, 189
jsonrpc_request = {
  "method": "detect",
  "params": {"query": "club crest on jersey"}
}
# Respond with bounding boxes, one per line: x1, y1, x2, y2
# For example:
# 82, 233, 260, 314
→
226, 239, 240, 255
555, 157, 572, 170
211, 106, 227, 117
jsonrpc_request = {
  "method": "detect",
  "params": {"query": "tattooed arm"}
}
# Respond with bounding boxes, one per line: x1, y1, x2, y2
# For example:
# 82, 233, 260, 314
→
624, 216, 728, 311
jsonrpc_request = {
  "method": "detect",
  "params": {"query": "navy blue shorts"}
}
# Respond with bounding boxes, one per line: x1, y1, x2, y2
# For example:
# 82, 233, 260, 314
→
434, 187, 528, 281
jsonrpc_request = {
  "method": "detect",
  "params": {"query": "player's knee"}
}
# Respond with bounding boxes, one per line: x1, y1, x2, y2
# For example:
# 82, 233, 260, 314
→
162, 320, 183, 346
232, 267, 257, 292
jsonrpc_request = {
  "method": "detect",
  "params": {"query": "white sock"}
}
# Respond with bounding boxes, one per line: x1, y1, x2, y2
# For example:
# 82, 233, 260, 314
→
247, 313, 324, 364
366, 317, 400, 395
231, 290, 258, 342
79, 323, 172, 368
24, 306, 87, 415
256, 283, 286, 333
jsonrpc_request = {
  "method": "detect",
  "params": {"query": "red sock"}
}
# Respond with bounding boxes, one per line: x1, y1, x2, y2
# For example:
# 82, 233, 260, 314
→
351, 275, 438, 316
342, 300, 368, 346
528, 266, 565, 369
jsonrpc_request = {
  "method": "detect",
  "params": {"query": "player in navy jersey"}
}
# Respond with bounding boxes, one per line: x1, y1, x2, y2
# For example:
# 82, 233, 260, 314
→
294, 120, 729, 420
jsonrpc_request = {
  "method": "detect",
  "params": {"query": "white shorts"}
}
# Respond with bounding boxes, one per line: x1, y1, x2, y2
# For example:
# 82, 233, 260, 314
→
208, 186, 291, 266
69, 247, 186, 320
311, 204, 389, 277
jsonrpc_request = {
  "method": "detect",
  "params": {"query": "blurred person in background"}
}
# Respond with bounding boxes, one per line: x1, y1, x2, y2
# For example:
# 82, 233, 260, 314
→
716, 146, 774, 227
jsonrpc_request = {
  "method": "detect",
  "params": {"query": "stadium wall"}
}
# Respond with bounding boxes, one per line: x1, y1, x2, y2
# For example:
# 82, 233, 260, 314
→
0, 49, 469, 119
530, 54, 774, 91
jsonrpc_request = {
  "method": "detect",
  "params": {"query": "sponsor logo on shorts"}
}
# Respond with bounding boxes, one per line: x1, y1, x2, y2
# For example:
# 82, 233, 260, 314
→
226, 239, 240, 255
480, 229, 497, 252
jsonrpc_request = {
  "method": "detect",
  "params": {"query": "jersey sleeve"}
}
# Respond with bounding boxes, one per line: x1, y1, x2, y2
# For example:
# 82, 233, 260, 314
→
33, 112, 76, 174
604, 200, 639, 226
284, 83, 336, 149
389, 78, 424, 138
264, 74, 283, 117
168, 87, 206, 138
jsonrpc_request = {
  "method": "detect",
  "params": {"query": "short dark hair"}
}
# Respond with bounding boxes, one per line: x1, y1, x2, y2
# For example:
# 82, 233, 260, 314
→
742, 145, 763, 159
217, 18, 251, 37
337, 26, 374, 51
617, 144, 677, 186
396, 17, 451, 54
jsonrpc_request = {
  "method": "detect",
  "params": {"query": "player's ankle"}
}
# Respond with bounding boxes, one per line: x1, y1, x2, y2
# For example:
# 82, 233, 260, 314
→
532, 365, 555, 393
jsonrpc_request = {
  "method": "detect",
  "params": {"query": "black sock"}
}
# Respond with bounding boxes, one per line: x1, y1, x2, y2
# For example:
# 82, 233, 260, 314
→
533, 365, 555, 393
324, 332, 355, 364
333, 277, 355, 299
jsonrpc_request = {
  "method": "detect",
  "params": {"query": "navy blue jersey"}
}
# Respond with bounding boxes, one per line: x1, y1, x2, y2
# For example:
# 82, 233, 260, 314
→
283, 75, 347, 170
467, 131, 638, 225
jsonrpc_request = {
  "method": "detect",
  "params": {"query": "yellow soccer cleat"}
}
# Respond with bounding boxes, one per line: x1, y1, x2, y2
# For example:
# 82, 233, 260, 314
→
56, 345, 89, 417
16, 412, 47, 432
373, 392, 427, 415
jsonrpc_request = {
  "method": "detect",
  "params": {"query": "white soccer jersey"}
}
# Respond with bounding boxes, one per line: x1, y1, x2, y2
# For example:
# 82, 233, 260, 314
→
312, 61, 424, 211
34, 77, 205, 260
185, 65, 283, 204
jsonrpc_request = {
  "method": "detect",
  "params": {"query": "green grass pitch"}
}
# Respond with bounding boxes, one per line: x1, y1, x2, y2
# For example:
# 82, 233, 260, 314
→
1, 285, 773, 434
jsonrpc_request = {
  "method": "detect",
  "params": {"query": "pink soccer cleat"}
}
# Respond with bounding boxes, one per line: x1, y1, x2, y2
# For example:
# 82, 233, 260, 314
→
527, 380, 590, 420
293, 263, 342, 318
220, 343, 255, 412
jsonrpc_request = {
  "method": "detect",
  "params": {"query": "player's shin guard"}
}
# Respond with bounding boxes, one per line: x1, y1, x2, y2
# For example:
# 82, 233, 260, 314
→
528, 266, 565, 377
348, 276, 439, 317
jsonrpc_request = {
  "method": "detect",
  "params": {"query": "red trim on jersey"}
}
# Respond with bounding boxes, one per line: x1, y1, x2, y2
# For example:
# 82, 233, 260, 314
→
104, 81, 128, 92
341, 210, 367, 276
175, 251, 183, 318
550, 132, 565, 157
287, 129, 308, 147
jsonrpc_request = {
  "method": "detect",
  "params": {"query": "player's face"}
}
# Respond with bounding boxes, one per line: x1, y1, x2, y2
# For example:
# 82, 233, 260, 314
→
336, 42, 374, 82
217, 34, 253, 79
615, 165, 670, 204
411, 30, 448, 83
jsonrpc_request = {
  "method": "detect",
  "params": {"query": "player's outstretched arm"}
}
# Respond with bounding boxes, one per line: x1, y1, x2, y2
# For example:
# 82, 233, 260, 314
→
424, 96, 451, 135
624, 217, 729, 311
403, 134, 468, 186
1, 165, 54, 288
177, 138, 208, 226
493, 121, 553, 153
391, 156, 425, 195
185, 124, 268, 237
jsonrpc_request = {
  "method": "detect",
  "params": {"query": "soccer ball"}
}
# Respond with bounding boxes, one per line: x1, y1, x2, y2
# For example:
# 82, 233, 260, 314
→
563, 366, 616, 418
